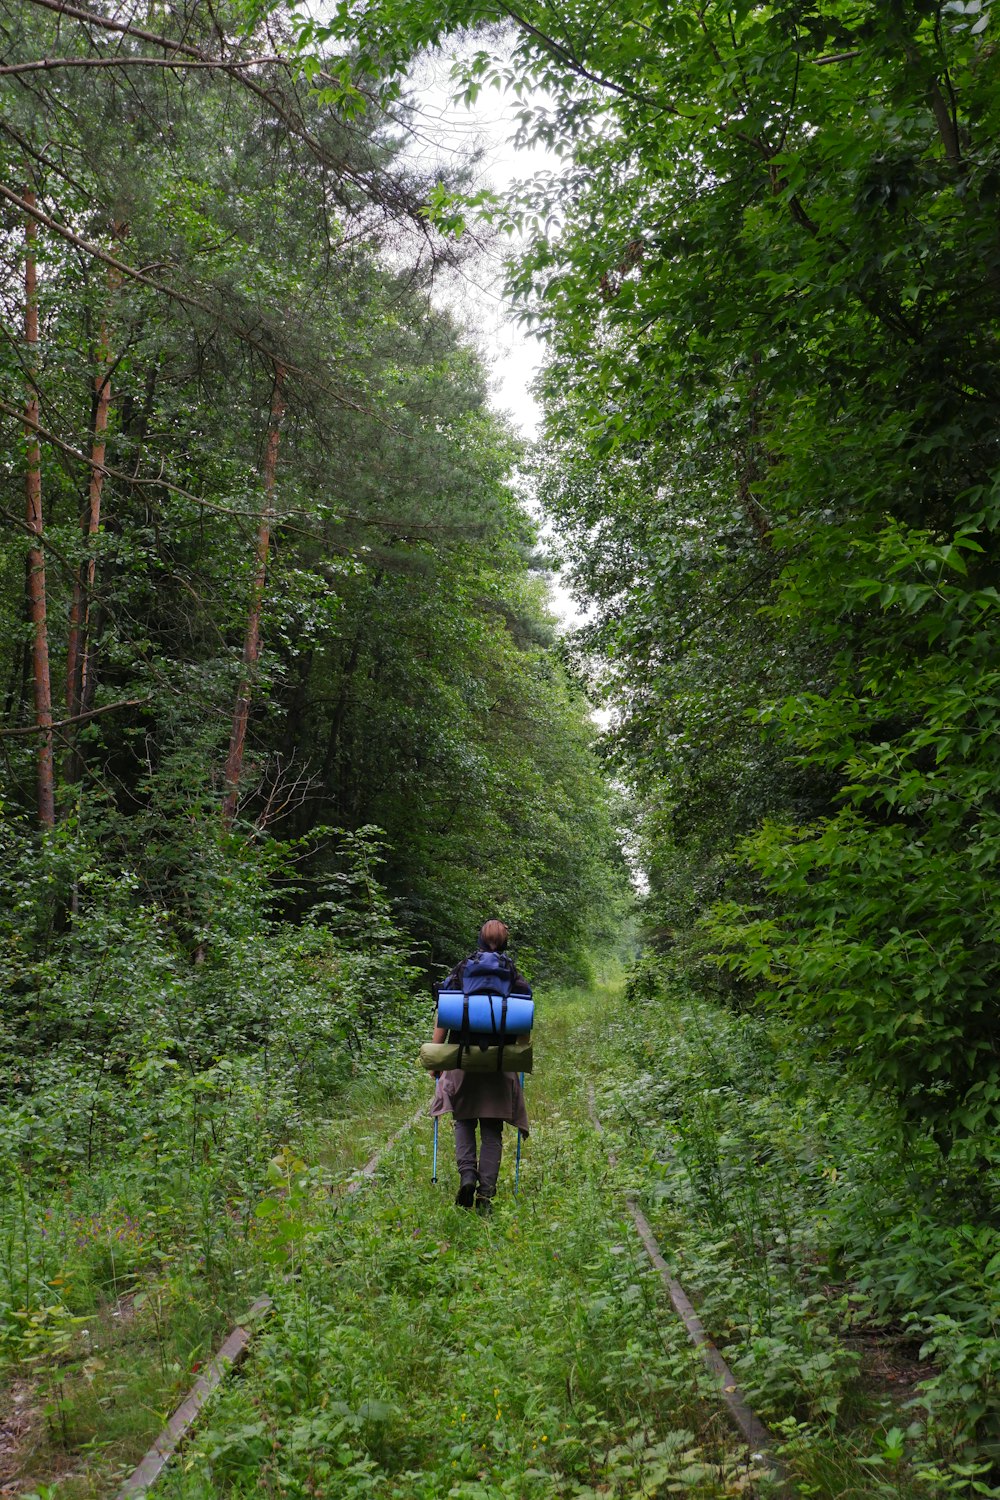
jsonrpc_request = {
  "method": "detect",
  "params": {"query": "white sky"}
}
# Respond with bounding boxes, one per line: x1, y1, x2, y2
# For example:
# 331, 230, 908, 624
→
405, 50, 559, 441
402, 53, 595, 638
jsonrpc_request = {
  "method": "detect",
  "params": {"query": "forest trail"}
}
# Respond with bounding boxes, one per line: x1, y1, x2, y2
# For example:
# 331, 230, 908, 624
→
154, 980, 772, 1499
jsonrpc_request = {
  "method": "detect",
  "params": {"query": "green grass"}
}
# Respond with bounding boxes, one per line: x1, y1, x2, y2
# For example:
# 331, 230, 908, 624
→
13, 971, 990, 1499
0, 1059, 427, 1499
150, 983, 769, 1499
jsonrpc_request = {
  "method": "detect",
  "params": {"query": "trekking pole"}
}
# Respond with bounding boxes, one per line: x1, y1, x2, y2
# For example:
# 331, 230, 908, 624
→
514, 1071, 525, 1196
432, 1115, 439, 1184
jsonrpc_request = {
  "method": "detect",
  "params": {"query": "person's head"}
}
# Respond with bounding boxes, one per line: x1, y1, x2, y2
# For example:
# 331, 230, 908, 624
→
478, 919, 509, 953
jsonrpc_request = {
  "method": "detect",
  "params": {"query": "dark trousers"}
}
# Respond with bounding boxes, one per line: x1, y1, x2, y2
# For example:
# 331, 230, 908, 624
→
454, 1117, 504, 1199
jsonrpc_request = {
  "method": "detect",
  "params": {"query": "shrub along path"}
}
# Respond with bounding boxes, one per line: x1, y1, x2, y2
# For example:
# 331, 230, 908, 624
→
155, 982, 770, 1499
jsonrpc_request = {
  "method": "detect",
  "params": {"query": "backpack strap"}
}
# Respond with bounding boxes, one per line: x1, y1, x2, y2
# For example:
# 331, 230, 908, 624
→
490, 993, 506, 1069
453, 994, 466, 1069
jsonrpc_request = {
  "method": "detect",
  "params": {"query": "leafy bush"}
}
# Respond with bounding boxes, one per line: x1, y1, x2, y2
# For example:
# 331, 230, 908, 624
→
0, 817, 422, 1368
606, 953, 1000, 1481
698, 503, 1000, 1156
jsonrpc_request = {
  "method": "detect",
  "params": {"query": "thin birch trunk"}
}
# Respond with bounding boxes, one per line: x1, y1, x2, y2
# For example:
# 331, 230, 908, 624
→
24, 189, 55, 828
221, 366, 285, 828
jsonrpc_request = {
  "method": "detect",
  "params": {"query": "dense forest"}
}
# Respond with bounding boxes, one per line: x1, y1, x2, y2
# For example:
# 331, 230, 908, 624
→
1, 0, 627, 1124
3, 0, 1000, 1496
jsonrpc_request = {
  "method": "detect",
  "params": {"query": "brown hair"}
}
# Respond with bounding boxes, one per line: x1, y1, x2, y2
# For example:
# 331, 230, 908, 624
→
478, 919, 509, 952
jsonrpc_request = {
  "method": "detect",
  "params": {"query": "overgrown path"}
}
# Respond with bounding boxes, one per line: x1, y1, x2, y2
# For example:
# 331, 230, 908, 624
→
156, 981, 771, 1499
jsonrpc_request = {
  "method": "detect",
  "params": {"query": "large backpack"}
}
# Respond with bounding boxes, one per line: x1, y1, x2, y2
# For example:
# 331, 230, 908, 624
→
435, 951, 534, 1060
462, 950, 517, 999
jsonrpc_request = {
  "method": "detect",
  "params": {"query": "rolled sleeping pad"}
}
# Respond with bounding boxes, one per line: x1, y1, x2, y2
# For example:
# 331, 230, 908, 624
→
435, 990, 535, 1035
419, 1040, 533, 1074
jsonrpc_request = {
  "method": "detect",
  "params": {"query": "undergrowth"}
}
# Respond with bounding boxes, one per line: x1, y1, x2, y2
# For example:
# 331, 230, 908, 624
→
0, 1061, 428, 1498
149, 984, 771, 1499
11, 961, 1000, 1498
0, 827, 427, 1495
596, 954, 1000, 1498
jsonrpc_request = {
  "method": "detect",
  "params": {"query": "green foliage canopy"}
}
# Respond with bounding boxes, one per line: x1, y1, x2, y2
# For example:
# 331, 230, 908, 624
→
0, 0, 625, 988
293, 0, 1000, 1141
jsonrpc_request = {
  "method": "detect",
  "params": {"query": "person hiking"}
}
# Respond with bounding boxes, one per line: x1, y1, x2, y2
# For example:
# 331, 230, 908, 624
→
430, 919, 531, 1214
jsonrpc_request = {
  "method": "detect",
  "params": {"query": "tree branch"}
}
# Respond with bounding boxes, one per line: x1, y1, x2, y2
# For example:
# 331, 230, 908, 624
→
813, 50, 863, 65
498, 1, 690, 118
0, 505, 75, 572
19, 0, 442, 236
21, 0, 208, 61
0, 697, 151, 737
0, 54, 282, 78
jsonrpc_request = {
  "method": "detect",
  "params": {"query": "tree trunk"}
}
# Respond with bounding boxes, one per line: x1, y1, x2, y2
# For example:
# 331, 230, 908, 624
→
221, 366, 285, 828
65, 234, 124, 783
67, 269, 117, 716
24, 190, 55, 829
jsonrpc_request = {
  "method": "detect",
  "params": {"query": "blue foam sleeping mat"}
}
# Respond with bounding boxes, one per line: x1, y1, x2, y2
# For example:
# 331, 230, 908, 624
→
435, 990, 535, 1036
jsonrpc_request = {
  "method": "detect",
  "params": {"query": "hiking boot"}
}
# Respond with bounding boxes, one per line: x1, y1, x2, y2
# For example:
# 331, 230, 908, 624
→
475, 1197, 493, 1218
455, 1181, 476, 1208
